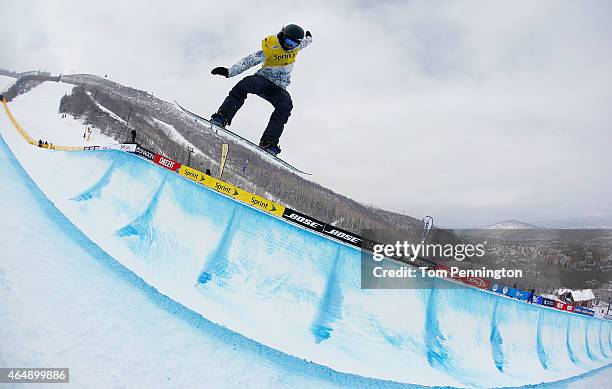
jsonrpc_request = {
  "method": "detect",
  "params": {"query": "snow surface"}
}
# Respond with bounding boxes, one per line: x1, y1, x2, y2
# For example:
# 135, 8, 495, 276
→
1, 81, 611, 388
0, 129, 402, 389
86, 90, 128, 124
7, 81, 116, 146
0, 75, 16, 93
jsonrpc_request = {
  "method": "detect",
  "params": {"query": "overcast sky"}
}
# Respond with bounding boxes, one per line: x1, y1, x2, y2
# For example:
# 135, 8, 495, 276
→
3, 0, 612, 227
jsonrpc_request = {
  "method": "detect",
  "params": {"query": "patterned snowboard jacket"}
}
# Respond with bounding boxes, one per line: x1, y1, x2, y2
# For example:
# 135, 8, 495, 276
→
227, 34, 313, 89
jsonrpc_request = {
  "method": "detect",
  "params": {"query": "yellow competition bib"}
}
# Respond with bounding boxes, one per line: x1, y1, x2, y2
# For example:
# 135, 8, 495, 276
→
262, 35, 299, 67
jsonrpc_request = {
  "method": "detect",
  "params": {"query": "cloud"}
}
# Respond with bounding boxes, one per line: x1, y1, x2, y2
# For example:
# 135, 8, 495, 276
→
3, 0, 612, 227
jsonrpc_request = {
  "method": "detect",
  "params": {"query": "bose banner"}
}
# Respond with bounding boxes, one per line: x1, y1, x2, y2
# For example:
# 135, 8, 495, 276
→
322, 225, 363, 248
282, 208, 325, 233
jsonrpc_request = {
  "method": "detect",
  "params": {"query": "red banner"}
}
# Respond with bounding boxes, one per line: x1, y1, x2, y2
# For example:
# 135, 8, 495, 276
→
154, 154, 181, 172
461, 276, 492, 290
554, 301, 567, 311
434, 264, 491, 290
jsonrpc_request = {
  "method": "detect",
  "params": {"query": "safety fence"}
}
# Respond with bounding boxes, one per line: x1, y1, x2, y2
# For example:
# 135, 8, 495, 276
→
1, 97, 83, 151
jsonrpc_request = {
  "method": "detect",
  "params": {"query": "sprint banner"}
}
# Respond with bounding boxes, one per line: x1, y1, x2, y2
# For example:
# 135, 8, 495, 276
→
204, 177, 285, 217
235, 191, 284, 217
207, 177, 240, 197
179, 165, 210, 185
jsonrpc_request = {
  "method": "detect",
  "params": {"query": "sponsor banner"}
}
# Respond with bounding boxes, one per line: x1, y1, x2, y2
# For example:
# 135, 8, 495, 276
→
178, 168, 284, 216
179, 165, 209, 185
372, 250, 430, 269
581, 308, 595, 317
116, 143, 137, 152
490, 283, 505, 294
542, 298, 555, 307
464, 276, 491, 290
574, 306, 583, 314
361, 238, 377, 253
554, 301, 567, 311
489, 283, 509, 294
84, 143, 137, 152
409, 256, 437, 270
508, 288, 530, 301
435, 263, 490, 289
282, 208, 325, 233
322, 225, 362, 248
134, 145, 155, 161
207, 177, 240, 198
534, 296, 544, 305
564, 304, 575, 312
573, 306, 594, 316
235, 190, 285, 217
154, 154, 181, 172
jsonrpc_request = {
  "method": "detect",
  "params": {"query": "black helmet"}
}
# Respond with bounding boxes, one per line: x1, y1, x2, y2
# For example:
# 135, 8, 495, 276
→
278, 24, 304, 50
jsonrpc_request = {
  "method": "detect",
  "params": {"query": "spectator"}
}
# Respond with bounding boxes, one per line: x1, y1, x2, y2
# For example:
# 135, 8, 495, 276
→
527, 289, 535, 304
38, 139, 43, 147
130, 129, 137, 143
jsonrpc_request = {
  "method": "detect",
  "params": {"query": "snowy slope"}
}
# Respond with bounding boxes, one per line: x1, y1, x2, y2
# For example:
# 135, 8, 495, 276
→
86, 90, 128, 124
1, 83, 611, 388
0, 75, 16, 93
7, 81, 115, 146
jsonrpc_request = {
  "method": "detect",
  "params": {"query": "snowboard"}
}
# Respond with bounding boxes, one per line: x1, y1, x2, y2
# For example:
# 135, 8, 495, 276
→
174, 101, 310, 175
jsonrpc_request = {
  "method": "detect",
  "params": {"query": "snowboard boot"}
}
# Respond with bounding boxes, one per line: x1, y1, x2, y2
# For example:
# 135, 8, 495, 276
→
210, 112, 227, 128
259, 140, 282, 156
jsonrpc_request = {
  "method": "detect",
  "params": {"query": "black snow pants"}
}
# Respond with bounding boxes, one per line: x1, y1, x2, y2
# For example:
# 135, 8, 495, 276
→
217, 75, 293, 145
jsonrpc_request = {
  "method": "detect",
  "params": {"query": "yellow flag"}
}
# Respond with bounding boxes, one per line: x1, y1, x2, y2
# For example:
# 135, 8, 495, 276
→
219, 143, 228, 178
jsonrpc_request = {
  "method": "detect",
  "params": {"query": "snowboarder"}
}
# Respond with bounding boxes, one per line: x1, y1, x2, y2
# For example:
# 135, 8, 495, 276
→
210, 24, 312, 156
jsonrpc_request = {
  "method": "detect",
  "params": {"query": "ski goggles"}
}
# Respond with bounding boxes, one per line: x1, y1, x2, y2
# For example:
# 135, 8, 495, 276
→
284, 37, 300, 49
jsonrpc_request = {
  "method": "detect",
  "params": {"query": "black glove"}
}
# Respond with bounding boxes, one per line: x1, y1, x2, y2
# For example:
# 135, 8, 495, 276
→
211, 67, 229, 77
305, 31, 312, 38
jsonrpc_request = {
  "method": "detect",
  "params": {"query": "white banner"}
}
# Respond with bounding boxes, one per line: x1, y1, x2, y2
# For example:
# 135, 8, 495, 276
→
84, 143, 137, 152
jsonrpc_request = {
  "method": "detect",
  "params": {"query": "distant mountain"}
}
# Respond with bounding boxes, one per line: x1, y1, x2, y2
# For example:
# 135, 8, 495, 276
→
480, 220, 539, 229
533, 214, 612, 229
